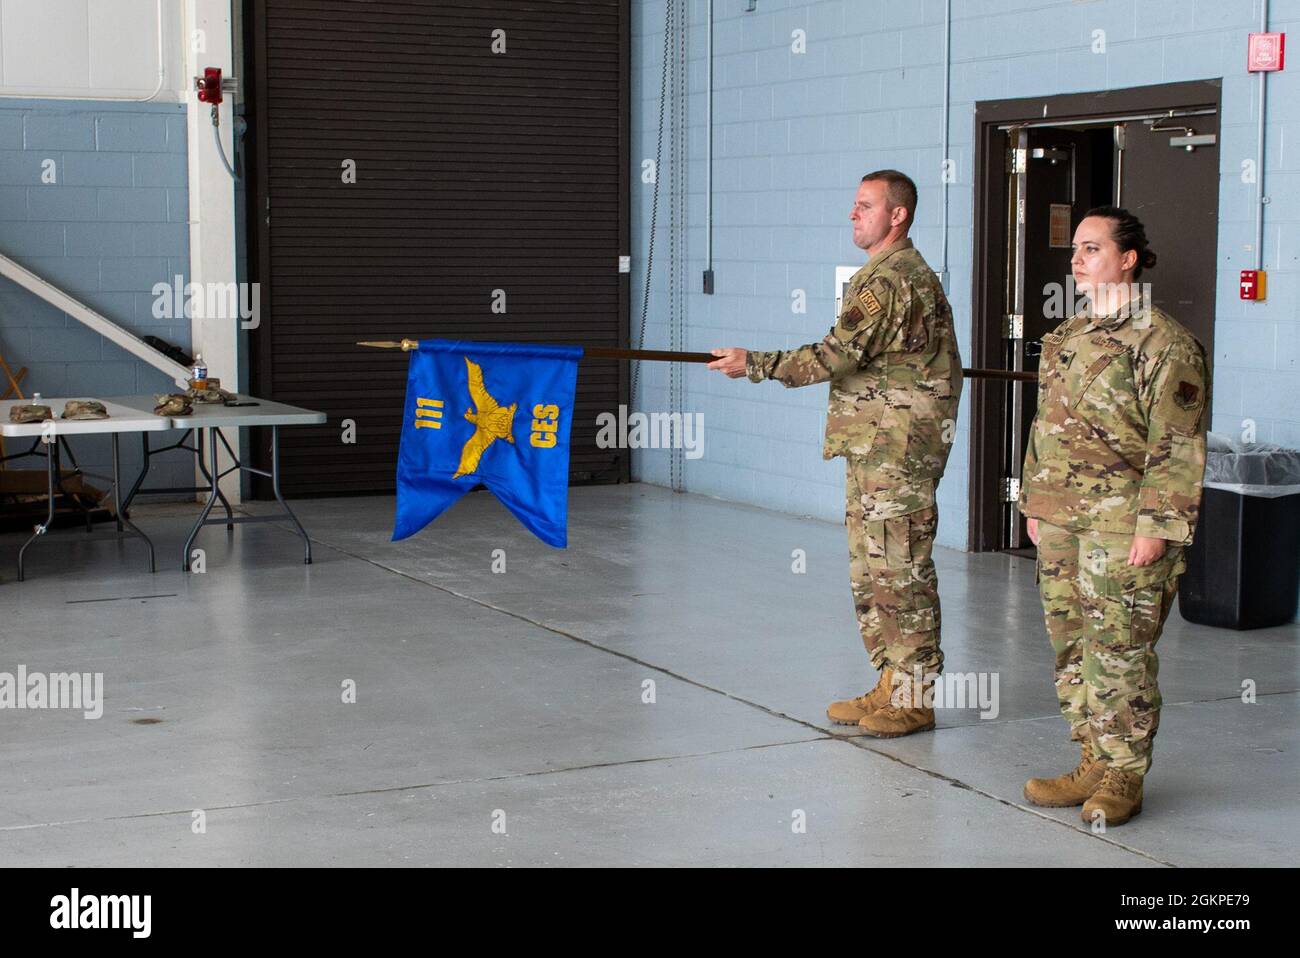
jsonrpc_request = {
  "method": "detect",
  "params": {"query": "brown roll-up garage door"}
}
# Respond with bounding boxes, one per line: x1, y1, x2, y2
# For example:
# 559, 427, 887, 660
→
245, 0, 630, 497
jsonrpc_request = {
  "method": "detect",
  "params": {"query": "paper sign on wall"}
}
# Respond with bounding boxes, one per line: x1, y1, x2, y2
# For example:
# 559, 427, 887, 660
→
835, 265, 857, 322
1048, 204, 1072, 249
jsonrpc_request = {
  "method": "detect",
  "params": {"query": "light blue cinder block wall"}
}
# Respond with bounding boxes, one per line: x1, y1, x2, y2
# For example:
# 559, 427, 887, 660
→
0, 98, 191, 490
631, 0, 1300, 552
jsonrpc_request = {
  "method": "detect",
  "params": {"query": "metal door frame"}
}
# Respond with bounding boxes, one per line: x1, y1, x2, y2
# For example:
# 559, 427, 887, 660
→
1004, 127, 1028, 548
968, 80, 1222, 552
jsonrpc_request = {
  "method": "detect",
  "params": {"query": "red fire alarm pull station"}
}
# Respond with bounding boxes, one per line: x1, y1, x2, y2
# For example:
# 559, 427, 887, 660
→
1240, 270, 1267, 301
196, 67, 224, 104
1248, 33, 1285, 72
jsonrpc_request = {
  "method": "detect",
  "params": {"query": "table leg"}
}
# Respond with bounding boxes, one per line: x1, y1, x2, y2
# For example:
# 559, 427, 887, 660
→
120, 431, 151, 517
121, 429, 233, 527
176, 421, 317, 570
112, 432, 155, 572
49, 437, 93, 533
15, 435, 55, 582
183, 426, 223, 572
271, 425, 312, 565
113, 435, 125, 533
197, 428, 235, 530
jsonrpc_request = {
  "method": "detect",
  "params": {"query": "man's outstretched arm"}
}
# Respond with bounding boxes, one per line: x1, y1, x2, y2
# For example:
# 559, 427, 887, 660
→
708, 334, 866, 386
709, 275, 903, 386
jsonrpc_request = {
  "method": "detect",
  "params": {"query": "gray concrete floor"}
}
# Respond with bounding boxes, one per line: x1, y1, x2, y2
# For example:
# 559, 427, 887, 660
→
0, 483, 1296, 867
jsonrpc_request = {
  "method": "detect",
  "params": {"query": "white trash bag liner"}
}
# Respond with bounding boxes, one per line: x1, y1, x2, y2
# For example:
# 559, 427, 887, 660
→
1203, 432, 1300, 498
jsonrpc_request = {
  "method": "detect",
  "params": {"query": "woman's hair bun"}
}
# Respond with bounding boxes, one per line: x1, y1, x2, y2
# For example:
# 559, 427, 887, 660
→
1083, 205, 1156, 278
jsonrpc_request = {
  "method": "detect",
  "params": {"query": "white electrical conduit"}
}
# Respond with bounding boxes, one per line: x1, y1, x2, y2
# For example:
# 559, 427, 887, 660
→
0, 0, 166, 102
1255, 0, 1270, 272
212, 114, 238, 179
940, 0, 951, 291
705, 0, 713, 289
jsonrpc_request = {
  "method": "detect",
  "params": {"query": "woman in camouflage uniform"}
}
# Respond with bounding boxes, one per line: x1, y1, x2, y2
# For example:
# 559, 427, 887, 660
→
1019, 208, 1209, 826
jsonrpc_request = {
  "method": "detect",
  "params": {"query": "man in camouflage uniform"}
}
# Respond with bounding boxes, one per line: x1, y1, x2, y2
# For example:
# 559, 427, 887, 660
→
1020, 245, 1209, 825
709, 170, 963, 737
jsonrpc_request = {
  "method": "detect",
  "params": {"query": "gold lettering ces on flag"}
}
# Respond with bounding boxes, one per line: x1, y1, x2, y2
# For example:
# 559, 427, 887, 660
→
530, 404, 560, 448
413, 397, 443, 429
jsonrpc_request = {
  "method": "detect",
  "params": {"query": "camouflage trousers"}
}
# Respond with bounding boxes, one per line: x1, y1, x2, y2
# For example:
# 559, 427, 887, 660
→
1035, 521, 1184, 776
845, 462, 943, 683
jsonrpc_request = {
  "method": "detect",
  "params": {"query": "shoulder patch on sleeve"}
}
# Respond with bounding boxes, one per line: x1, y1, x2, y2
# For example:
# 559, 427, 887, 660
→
1173, 379, 1201, 410
1155, 358, 1207, 426
841, 304, 865, 331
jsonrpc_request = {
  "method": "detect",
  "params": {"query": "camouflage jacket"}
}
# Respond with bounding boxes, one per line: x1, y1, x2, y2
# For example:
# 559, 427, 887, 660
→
1019, 295, 1209, 544
745, 238, 963, 516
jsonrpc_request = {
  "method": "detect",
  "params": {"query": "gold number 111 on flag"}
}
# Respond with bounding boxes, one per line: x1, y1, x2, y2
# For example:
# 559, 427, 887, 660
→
414, 397, 443, 429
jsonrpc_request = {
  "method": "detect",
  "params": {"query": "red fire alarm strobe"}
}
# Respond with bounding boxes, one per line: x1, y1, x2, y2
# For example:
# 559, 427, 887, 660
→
1248, 33, 1285, 72
1240, 269, 1267, 301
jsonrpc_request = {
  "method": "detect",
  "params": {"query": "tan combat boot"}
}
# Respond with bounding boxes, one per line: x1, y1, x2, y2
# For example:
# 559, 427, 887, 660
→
1023, 739, 1105, 807
826, 668, 895, 725
1080, 766, 1144, 826
857, 703, 935, 737
856, 676, 935, 737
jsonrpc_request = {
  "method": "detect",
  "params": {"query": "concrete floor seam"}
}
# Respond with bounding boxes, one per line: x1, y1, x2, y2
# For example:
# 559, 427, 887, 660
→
1162, 690, 1300, 706
331, 735, 834, 797
836, 735, 1177, 867
0, 798, 298, 832
0, 736, 831, 834
919, 688, 1300, 734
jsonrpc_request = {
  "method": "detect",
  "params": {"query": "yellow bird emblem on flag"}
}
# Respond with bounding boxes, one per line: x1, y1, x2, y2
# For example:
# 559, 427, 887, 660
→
453, 357, 517, 479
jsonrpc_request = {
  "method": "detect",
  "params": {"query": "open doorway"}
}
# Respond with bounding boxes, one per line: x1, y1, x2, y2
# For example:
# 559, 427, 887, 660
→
968, 80, 1222, 554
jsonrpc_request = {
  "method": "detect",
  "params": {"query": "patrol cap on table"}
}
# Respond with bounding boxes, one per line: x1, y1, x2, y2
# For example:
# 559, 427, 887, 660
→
8, 403, 52, 424
188, 384, 233, 404
154, 393, 193, 417
61, 399, 110, 420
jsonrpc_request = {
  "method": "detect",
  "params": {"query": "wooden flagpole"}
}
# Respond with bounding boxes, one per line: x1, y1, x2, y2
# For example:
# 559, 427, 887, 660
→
357, 341, 1036, 382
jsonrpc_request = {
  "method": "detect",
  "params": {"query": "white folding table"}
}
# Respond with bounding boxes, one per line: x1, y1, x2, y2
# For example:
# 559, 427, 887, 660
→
0, 397, 170, 580
105, 394, 327, 571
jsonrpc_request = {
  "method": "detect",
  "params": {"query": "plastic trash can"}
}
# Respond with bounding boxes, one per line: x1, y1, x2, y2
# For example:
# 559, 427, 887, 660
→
1179, 434, 1300, 630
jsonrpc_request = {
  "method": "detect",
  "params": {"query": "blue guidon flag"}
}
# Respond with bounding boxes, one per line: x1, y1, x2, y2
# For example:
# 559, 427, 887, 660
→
392, 339, 583, 548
